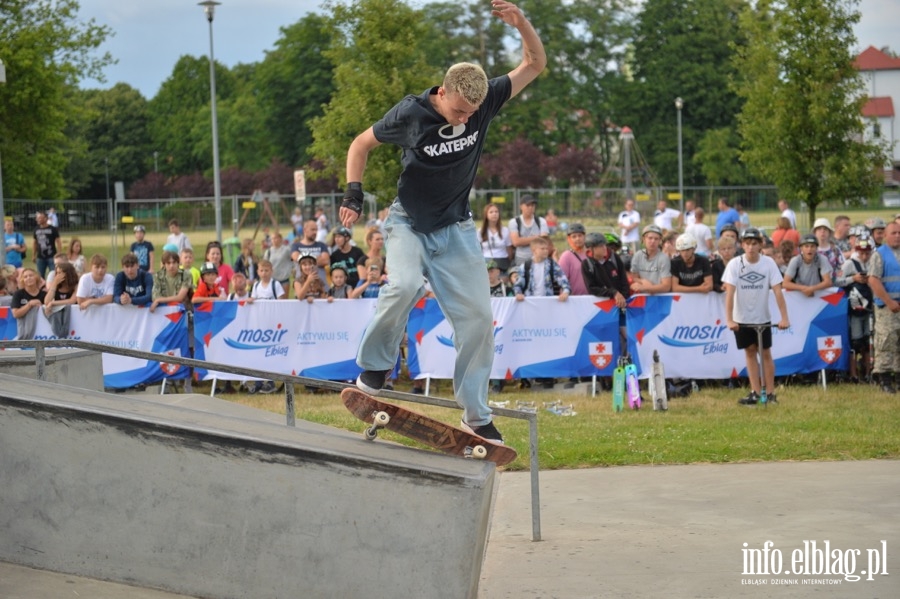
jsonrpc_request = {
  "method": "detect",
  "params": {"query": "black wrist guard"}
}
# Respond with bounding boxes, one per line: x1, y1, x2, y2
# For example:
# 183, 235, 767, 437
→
342, 182, 364, 215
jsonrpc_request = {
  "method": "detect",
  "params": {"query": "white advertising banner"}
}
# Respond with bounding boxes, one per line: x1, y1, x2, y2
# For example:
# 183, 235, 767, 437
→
192, 299, 378, 381
626, 290, 849, 379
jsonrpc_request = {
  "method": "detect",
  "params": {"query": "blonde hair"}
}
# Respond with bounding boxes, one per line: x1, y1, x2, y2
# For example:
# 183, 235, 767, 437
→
443, 63, 488, 106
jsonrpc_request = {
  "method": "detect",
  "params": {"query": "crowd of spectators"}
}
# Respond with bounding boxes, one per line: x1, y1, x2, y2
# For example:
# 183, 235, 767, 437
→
3, 201, 900, 395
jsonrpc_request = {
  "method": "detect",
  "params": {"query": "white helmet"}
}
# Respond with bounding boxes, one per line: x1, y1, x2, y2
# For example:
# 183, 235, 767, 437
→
675, 233, 698, 251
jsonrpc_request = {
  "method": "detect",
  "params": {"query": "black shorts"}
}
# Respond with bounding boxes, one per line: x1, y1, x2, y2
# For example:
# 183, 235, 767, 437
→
734, 323, 772, 350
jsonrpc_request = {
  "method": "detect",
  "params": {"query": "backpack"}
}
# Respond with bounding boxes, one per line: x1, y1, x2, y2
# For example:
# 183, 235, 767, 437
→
515, 216, 547, 237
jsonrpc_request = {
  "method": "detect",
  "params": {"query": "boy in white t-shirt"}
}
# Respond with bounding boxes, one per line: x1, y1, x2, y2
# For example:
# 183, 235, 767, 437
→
722, 227, 790, 405
250, 260, 286, 300
76, 254, 115, 311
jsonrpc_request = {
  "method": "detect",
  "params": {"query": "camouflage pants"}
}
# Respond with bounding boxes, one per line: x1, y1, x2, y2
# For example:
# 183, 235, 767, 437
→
872, 306, 900, 374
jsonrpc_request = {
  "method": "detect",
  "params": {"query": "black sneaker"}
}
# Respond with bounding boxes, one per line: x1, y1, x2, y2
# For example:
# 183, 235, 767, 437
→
258, 381, 277, 394
462, 420, 504, 444
357, 369, 391, 395
738, 390, 759, 405
767, 393, 778, 404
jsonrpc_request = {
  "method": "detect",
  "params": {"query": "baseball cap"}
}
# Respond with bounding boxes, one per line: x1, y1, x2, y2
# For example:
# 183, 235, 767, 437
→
133, 224, 146, 232
200, 261, 218, 275
799, 234, 818, 246
521, 194, 538, 205
486, 260, 500, 270
568, 223, 586, 236
812, 217, 832, 232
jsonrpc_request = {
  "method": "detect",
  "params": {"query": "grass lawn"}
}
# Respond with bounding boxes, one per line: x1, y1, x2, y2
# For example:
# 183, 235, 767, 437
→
50, 208, 900, 471
209, 377, 900, 471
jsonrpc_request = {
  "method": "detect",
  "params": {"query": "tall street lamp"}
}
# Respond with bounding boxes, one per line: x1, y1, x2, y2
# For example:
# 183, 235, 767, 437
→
675, 97, 684, 218
199, 0, 223, 243
0, 58, 7, 267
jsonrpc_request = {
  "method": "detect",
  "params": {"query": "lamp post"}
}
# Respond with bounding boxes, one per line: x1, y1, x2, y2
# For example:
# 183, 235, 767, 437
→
675, 97, 684, 217
0, 58, 7, 267
199, 0, 223, 243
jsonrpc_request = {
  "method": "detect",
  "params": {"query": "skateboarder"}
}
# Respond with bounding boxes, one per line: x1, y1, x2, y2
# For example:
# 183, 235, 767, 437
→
338, 1, 545, 443
722, 228, 790, 405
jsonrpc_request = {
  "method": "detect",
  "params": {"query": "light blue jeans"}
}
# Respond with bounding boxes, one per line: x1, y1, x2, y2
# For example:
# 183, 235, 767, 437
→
357, 200, 495, 426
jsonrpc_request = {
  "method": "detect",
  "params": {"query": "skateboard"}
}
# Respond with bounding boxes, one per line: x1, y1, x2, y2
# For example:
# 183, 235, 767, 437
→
650, 350, 668, 411
612, 357, 626, 412
625, 359, 641, 410
341, 388, 517, 466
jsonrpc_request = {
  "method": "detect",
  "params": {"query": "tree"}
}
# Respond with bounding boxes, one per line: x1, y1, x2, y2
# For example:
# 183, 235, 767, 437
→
693, 126, 750, 187
147, 55, 237, 176
255, 14, 336, 167
74, 83, 153, 199
611, 0, 747, 187
309, 0, 440, 203
478, 138, 547, 188
732, 0, 887, 221
491, 0, 634, 157
0, 0, 112, 198
546, 144, 602, 187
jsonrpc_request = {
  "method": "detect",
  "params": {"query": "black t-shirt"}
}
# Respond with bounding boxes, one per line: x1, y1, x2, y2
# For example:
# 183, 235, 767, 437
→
671, 254, 712, 288
33, 225, 60, 259
331, 246, 366, 287
12, 287, 47, 310
373, 76, 512, 233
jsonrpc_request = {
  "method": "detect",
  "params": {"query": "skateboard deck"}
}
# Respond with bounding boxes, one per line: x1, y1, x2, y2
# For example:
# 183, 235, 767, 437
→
341, 388, 517, 466
612, 358, 625, 412
650, 350, 668, 411
625, 362, 641, 410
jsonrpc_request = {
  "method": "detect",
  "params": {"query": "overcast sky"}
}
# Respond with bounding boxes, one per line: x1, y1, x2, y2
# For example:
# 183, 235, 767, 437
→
76, 0, 898, 99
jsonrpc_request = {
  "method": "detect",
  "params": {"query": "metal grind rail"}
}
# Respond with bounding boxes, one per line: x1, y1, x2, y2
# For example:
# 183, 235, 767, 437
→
0, 339, 542, 542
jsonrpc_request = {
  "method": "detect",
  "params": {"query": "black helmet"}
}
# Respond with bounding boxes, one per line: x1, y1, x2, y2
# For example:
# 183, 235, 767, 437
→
741, 227, 763, 241
584, 232, 607, 247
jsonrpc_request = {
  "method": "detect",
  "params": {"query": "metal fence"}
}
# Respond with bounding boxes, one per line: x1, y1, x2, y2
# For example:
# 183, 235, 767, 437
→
3, 185, 892, 240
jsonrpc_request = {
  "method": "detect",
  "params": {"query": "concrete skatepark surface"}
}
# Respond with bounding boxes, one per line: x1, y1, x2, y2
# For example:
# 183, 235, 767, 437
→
2, 460, 897, 598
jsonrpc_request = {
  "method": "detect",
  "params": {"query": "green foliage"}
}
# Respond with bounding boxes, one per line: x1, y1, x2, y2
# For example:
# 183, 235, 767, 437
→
73, 83, 153, 199
694, 126, 749, 186
147, 55, 237, 177
732, 0, 887, 221
309, 0, 441, 203
612, 0, 747, 186
0, 0, 112, 198
255, 14, 336, 167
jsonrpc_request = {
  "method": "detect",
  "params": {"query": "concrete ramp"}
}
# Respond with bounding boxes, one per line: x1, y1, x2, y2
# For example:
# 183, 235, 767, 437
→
0, 374, 496, 599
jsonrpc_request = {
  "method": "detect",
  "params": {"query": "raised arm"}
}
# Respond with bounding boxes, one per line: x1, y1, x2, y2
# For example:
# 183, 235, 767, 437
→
492, 1, 546, 99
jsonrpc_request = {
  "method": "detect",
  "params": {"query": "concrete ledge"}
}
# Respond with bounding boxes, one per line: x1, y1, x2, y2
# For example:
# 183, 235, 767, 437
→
0, 374, 496, 599
0, 348, 103, 391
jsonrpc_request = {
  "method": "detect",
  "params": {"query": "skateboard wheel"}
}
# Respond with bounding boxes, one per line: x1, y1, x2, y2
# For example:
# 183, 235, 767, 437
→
373, 411, 390, 426
471, 445, 488, 460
